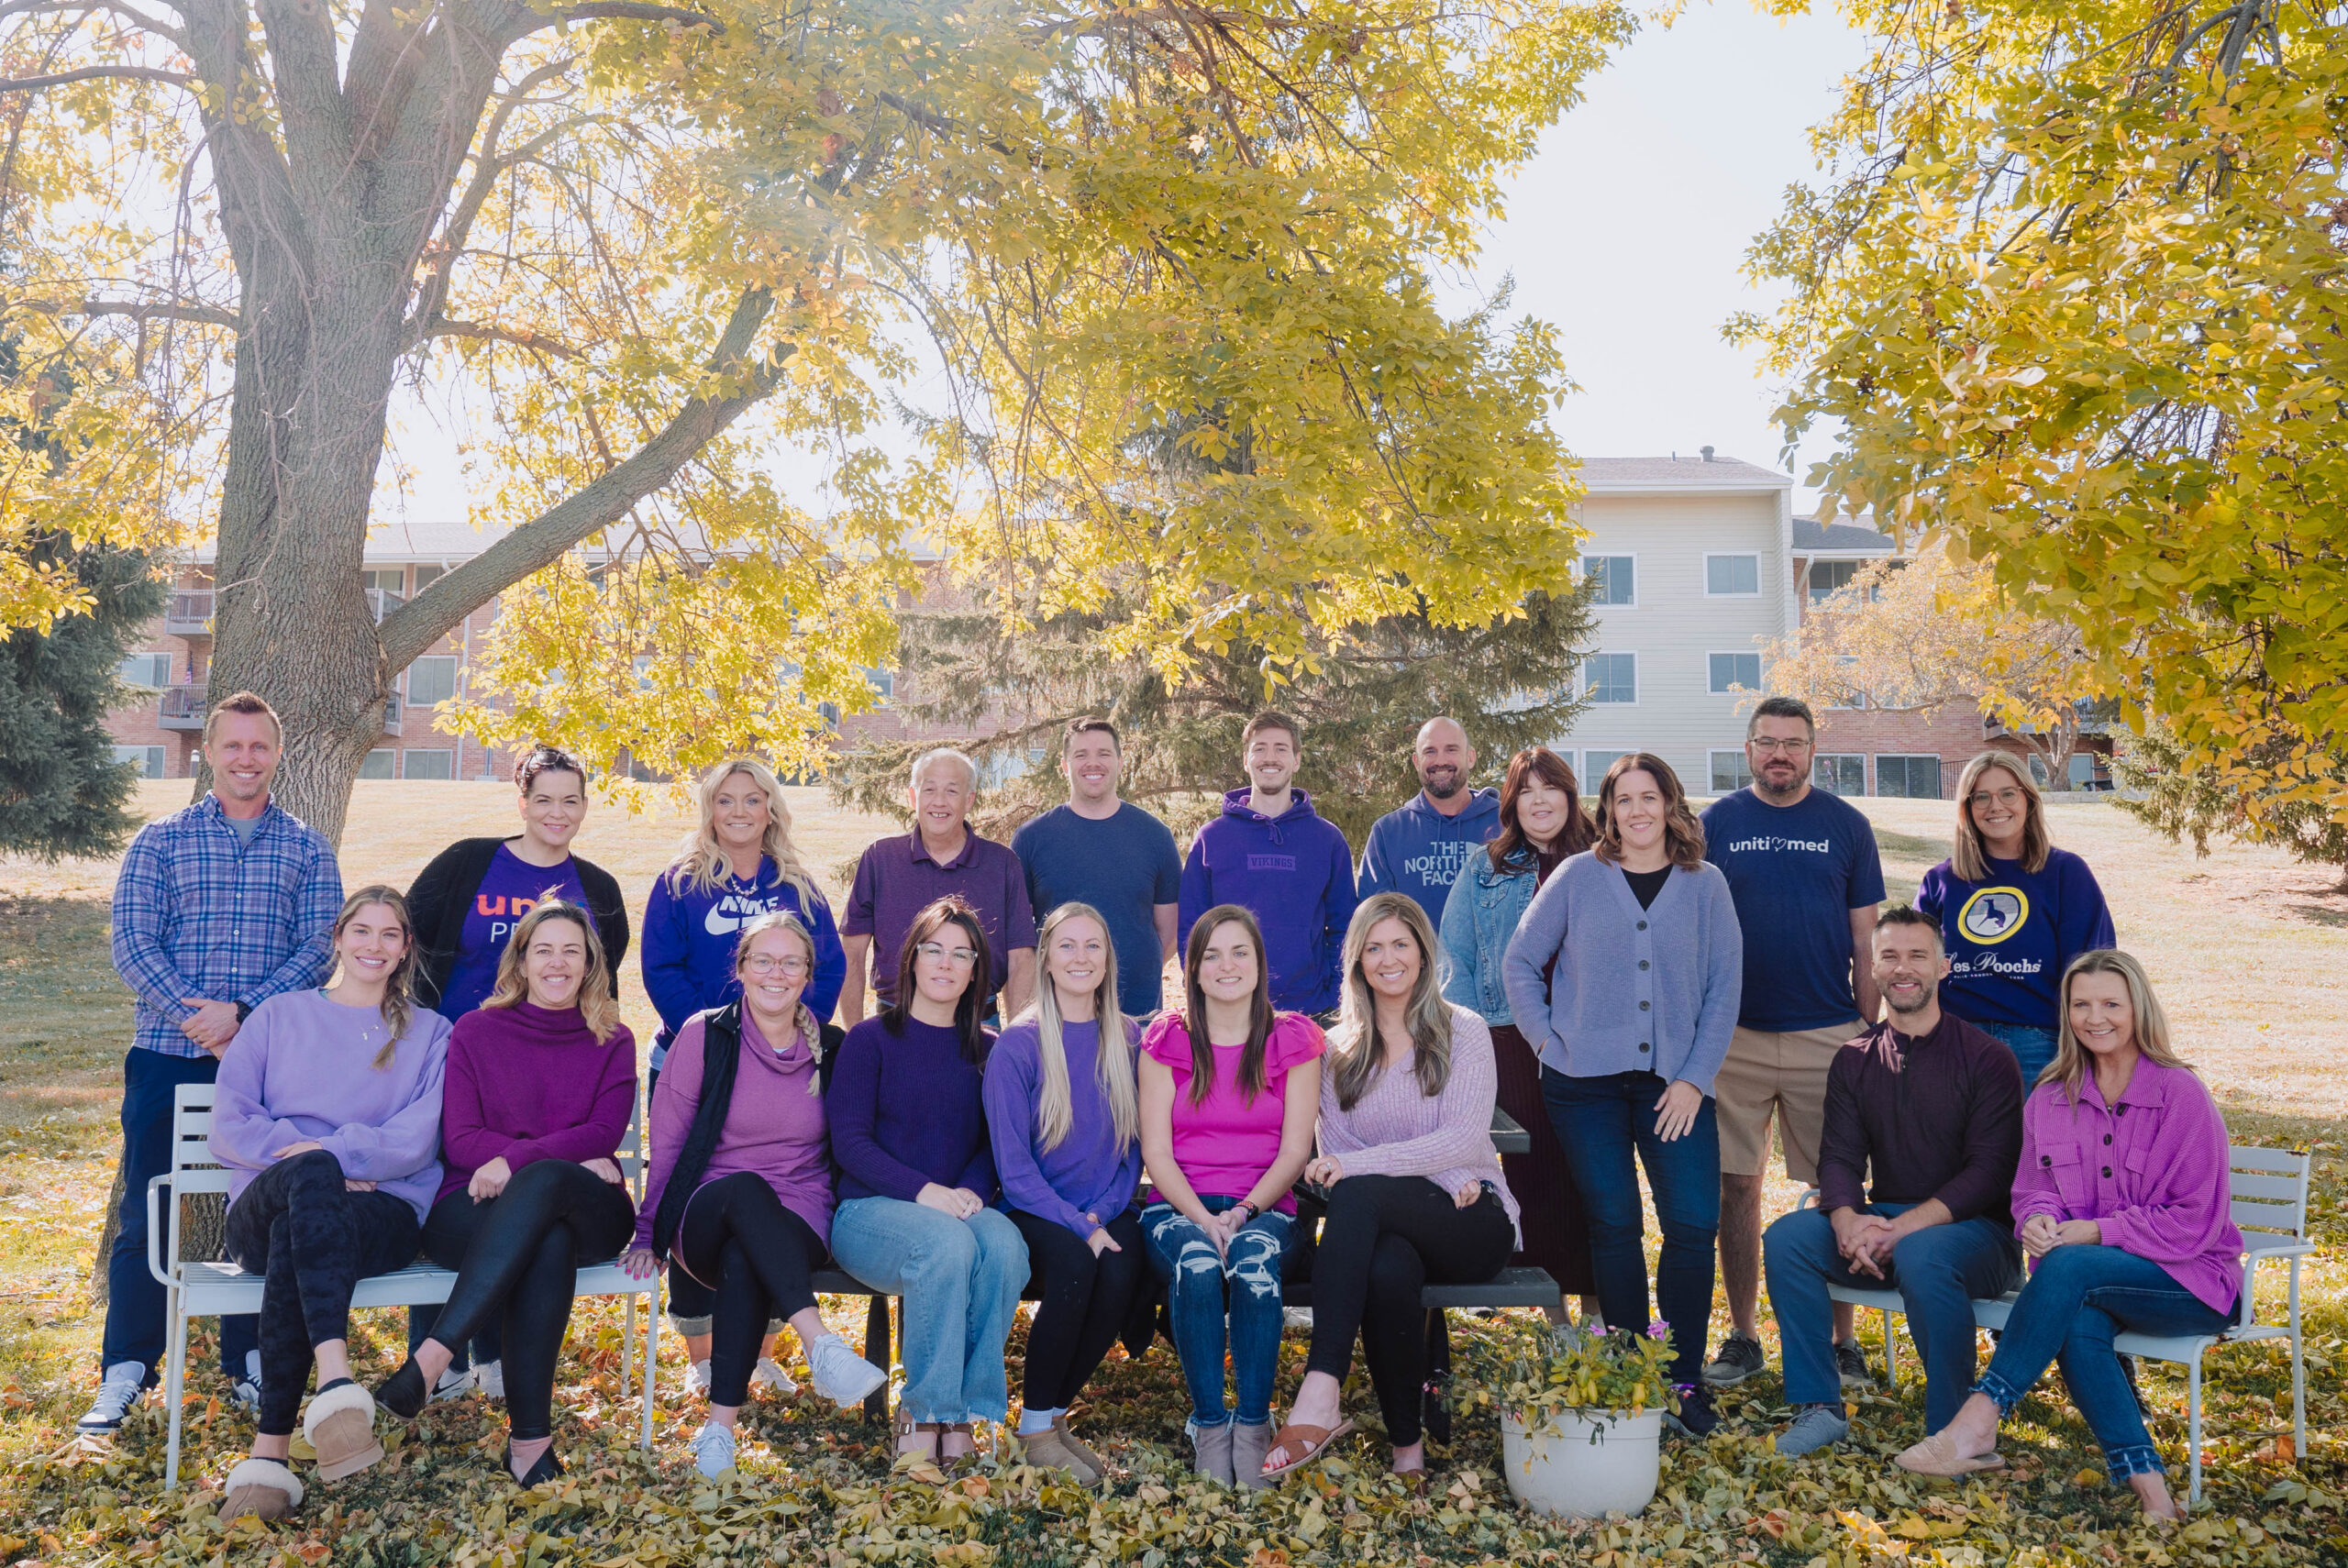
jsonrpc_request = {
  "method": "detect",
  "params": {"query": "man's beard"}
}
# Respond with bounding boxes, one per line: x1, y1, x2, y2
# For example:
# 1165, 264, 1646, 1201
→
1754, 764, 1805, 800
1422, 768, 1464, 800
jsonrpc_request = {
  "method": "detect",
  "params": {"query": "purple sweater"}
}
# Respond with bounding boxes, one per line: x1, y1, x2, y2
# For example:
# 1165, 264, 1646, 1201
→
826, 1015, 997, 1204
2012, 1057, 2243, 1314
1317, 1004, 1521, 1242
211, 988, 452, 1220
636, 1009, 835, 1252
983, 1017, 1145, 1238
437, 1001, 638, 1205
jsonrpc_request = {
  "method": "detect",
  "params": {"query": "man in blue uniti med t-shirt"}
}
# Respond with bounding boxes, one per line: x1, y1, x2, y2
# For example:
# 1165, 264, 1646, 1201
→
1699, 695, 1887, 1389
1011, 716, 1183, 1016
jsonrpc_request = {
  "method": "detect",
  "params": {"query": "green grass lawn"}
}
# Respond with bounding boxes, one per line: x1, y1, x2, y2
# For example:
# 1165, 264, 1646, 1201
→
0, 781, 2343, 1566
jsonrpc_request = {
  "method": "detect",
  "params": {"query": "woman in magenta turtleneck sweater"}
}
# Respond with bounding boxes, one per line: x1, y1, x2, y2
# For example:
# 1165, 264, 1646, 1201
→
371, 900, 637, 1485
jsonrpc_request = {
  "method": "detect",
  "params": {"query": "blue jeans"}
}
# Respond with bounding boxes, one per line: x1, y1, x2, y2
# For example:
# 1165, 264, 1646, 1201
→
1764, 1202, 2021, 1429
104, 1049, 258, 1381
1142, 1198, 1293, 1428
829, 1197, 1027, 1424
1977, 1021, 2059, 1089
1976, 1244, 2234, 1477
1541, 1066, 1719, 1386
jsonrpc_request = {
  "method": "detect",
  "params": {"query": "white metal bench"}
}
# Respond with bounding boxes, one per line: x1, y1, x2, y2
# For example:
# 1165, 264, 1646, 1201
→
1799, 1143, 2314, 1502
146, 1083, 662, 1489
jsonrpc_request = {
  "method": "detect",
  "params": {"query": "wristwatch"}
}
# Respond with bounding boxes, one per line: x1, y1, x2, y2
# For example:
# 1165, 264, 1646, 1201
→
1232, 1199, 1259, 1223
233, 1000, 252, 1023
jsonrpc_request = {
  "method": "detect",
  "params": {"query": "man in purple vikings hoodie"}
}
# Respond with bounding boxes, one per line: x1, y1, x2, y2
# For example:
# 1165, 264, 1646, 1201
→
1178, 712, 1359, 1019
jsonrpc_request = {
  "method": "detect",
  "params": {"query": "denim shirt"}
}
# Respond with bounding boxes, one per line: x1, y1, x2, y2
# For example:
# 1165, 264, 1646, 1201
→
1438, 852, 1538, 1026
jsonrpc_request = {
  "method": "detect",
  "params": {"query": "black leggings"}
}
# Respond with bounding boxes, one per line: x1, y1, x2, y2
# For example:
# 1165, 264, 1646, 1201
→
223, 1151, 421, 1437
1008, 1207, 1146, 1412
675, 1173, 825, 1407
419, 1160, 635, 1440
1303, 1175, 1514, 1448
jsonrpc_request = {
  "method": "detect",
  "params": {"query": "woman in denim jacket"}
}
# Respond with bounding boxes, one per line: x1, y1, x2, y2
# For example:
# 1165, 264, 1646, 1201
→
1438, 745, 1599, 1322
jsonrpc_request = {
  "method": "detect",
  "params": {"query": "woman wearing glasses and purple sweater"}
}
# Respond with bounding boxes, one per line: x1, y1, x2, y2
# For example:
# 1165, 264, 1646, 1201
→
825, 898, 1028, 1466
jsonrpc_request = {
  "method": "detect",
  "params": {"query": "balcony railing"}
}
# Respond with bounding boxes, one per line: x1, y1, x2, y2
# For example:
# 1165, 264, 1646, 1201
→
382, 693, 402, 734
158, 685, 206, 730
367, 587, 404, 624
165, 591, 215, 635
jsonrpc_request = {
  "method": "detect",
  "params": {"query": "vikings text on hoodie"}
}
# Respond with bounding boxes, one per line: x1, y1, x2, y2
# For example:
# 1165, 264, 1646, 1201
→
1356, 788, 1501, 924
1178, 788, 1359, 1013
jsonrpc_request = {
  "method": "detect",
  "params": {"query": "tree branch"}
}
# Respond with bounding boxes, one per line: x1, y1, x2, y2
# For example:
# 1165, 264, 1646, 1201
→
378, 289, 781, 668
0, 64, 194, 91
517, 1, 723, 35
425, 316, 581, 357
20, 297, 239, 328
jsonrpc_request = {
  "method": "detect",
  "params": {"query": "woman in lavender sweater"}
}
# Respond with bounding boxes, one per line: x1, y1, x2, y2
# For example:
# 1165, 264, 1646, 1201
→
1260, 892, 1519, 1487
621, 912, 886, 1479
983, 902, 1146, 1483
371, 900, 638, 1486
210, 886, 450, 1522
1898, 950, 2242, 1520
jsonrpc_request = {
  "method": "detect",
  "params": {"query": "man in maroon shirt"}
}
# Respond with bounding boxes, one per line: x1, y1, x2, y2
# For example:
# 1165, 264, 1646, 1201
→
1761, 906, 2025, 1455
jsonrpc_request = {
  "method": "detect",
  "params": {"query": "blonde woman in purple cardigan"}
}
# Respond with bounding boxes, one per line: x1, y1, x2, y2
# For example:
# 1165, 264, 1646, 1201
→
1259, 892, 1518, 1487
1897, 950, 2241, 1520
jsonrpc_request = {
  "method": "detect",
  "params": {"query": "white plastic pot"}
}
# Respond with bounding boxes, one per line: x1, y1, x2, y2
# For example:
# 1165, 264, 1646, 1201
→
1500, 1406, 1663, 1519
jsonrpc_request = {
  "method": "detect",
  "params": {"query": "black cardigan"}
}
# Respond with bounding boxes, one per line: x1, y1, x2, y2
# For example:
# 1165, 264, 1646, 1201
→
406, 835, 631, 1010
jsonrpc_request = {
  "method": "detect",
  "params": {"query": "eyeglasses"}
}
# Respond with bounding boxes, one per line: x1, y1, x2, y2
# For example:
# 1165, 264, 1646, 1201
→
1749, 737, 1812, 754
1968, 789, 2025, 809
743, 955, 811, 977
916, 941, 981, 966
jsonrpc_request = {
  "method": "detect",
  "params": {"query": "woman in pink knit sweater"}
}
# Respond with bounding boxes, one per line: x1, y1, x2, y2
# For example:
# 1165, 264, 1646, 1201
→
1260, 892, 1518, 1487
1897, 950, 2242, 1520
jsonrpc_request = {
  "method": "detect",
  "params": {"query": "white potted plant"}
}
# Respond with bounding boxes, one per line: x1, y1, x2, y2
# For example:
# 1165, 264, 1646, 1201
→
1459, 1319, 1678, 1518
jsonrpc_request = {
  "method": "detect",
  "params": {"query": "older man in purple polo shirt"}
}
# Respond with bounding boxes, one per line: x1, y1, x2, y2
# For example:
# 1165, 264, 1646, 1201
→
840, 747, 1037, 1024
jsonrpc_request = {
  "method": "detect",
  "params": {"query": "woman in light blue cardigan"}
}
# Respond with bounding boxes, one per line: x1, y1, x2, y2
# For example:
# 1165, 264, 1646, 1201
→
1501, 751, 1742, 1435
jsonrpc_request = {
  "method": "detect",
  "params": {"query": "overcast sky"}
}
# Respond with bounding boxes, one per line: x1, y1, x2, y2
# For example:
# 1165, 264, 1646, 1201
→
377, 4, 1870, 529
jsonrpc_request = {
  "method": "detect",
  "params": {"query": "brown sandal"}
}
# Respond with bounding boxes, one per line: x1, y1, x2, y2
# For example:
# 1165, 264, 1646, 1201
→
1258, 1419, 1355, 1481
891, 1408, 941, 1463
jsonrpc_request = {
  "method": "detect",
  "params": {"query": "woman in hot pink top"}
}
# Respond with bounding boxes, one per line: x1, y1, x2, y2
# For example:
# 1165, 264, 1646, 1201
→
1898, 951, 2243, 1521
1137, 903, 1324, 1489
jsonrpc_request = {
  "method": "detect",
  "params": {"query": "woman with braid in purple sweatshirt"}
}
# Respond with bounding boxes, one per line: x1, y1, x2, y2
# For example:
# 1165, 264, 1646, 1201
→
372, 900, 637, 1487
1899, 950, 2243, 1521
211, 887, 450, 1523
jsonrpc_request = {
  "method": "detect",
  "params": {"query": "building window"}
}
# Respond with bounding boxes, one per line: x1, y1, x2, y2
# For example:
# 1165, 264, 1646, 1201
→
1709, 749, 1752, 793
1582, 555, 1635, 606
1809, 559, 1861, 604
865, 666, 895, 702
118, 652, 172, 689
113, 744, 166, 778
1877, 754, 1943, 799
1583, 652, 1637, 705
412, 564, 446, 591
1705, 554, 1761, 597
1580, 750, 1629, 790
405, 655, 459, 708
1813, 754, 1866, 796
1708, 651, 1761, 695
403, 748, 455, 780
359, 748, 396, 779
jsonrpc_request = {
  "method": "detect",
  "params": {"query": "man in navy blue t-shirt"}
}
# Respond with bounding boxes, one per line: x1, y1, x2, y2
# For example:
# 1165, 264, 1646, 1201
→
1698, 696, 1887, 1388
1011, 717, 1182, 1016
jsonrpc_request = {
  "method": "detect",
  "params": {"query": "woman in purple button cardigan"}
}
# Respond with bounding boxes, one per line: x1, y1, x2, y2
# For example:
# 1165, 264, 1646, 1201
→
1897, 950, 2241, 1521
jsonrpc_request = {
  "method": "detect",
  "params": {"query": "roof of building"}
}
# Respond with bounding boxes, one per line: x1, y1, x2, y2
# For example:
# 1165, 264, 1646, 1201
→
363, 516, 516, 560
1792, 514, 1898, 556
1574, 454, 1794, 492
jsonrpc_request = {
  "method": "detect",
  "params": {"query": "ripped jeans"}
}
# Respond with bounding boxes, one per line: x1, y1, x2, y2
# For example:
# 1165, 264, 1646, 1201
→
1142, 1198, 1294, 1428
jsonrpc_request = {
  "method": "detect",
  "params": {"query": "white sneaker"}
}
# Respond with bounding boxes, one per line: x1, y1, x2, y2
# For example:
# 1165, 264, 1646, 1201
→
685, 1359, 714, 1397
229, 1349, 263, 1416
473, 1360, 504, 1399
77, 1362, 147, 1433
751, 1357, 799, 1396
692, 1421, 737, 1478
804, 1334, 888, 1409
429, 1365, 474, 1403
1282, 1307, 1314, 1333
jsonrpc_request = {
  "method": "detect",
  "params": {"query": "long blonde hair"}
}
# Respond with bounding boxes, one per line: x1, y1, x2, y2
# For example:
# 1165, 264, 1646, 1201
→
1024, 902, 1138, 1153
1951, 750, 2052, 881
734, 911, 824, 1098
1329, 892, 1453, 1111
2045, 949, 2190, 1101
666, 756, 820, 908
329, 885, 422, 1069
482, 900, 625, 1043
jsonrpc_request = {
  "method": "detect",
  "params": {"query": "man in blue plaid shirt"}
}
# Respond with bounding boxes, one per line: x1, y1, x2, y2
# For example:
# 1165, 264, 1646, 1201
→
81, 691, 344, 1434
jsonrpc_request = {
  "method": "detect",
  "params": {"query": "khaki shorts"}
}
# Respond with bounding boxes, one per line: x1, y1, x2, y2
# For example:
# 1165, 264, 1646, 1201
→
1714, 1021, 1865, 1182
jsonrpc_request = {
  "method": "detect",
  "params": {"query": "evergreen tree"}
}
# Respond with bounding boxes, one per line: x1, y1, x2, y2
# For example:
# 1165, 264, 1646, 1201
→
0, 532, 163, 858
829, 585, 1598, 849
2113, 717, 2348, 893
